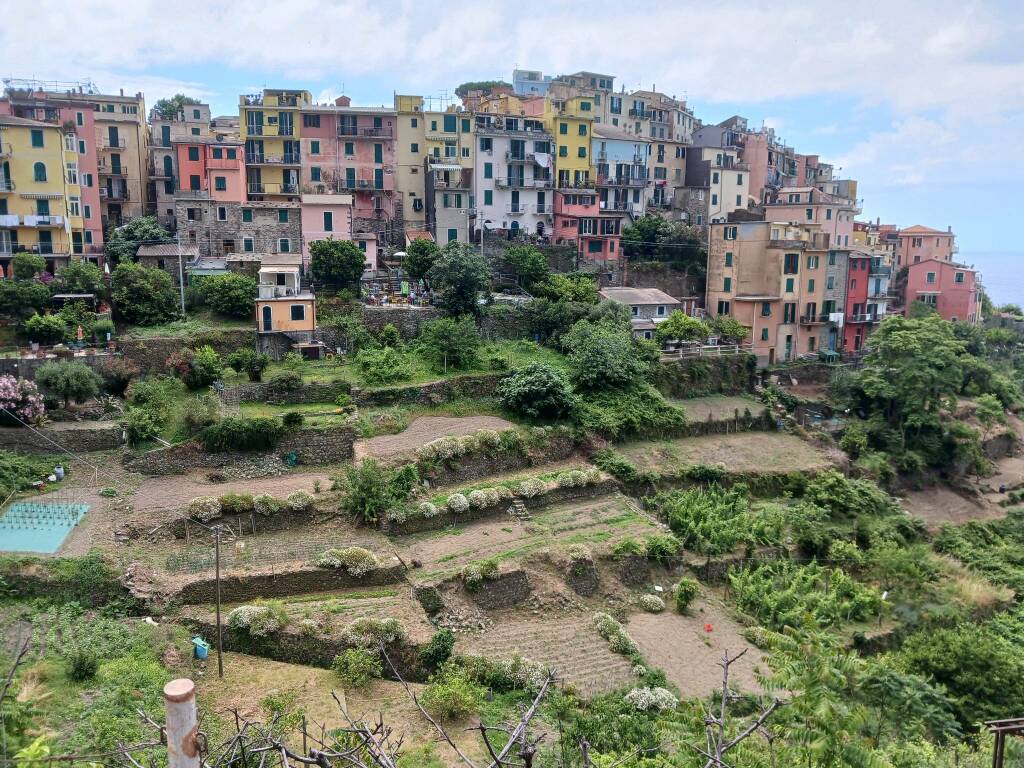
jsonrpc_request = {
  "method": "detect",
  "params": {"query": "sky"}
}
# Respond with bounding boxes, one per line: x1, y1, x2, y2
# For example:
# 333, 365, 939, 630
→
2, 0, 1023, 259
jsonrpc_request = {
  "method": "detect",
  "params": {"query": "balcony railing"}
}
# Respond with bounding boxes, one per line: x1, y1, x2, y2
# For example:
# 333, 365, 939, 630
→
337, 126, 394, 138
869, 265, 892, 277
0, 214, 19, 227
101, 137, 127, 149
505, 151, 529, 163
600, 201, 630, 211
847, 313, 876, 323
100, 188, 129, 201
506, 204, 526, 215
0, 180, 15, 192
246, 124, 264, 136
598, 175, 648, 187
799, 314, 830, 325
495, 177, 552, 189
22, 215, 66, 227
175, 189, 210, 199
534, 203, 553, 214
258, 284, 302, 299
628, 109, 649, 118
557, 179, 597, 191
246, 153, 302, 165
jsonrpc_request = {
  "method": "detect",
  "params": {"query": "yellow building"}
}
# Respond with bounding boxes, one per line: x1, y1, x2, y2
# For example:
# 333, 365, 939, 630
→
0, 115, 83, 277
88, 91, 149, 225
394, 95, 426, 231
541, 96, 595, 188
240, 89, 312, 199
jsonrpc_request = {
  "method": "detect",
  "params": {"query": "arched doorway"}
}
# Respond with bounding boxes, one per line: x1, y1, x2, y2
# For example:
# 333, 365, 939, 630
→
261, 305, 272, 332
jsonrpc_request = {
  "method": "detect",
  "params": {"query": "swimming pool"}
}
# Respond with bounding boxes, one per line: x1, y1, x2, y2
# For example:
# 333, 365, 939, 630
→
0, 502, 89, 554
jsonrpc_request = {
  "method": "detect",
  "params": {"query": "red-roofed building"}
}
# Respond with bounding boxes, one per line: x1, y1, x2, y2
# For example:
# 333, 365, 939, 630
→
905, 258, 981, 323
896, 224, 956, 267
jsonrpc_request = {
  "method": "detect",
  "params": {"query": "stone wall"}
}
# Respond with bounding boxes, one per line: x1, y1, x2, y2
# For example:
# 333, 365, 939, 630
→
120, 329, 256, 373
227, 379, 352, 405
467, 569, 532, 610
419, 433, 579, 488
656, 353, 757, 397
0, 422, 123, 454
623, 262, 704, 300
123, 423, 356, 475
353, 373, 505, 407
175, 563, 405, 604
0, 351, 119, 380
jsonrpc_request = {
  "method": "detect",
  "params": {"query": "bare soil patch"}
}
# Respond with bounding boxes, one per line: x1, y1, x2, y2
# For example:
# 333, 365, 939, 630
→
130, 471, 331, 513
900, 485, 1003, 529
618, 432, 834, 474
354, 415, 514, 461
628, 597, 763, 698
668, 395, 761, 422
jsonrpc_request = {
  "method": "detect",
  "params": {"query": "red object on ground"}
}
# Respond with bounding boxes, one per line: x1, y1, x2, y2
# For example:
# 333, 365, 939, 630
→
704, 623, 714, 633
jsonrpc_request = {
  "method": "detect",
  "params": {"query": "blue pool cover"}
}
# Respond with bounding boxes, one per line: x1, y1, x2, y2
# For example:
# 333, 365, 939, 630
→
0, 502, 89, 554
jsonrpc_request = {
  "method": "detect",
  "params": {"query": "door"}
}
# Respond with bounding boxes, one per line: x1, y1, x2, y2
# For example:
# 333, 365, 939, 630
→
511, 190, 520, 213
374, 143, 383, 163
828, 327, 838, 351
536, 190, 545, 212
447, 228, 458, 243
107, 126, 119, 148
161, 125, 171, 147
262, 305, 272, 332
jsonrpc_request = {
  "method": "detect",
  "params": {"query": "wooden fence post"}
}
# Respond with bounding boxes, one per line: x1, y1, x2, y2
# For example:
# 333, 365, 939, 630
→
164, 679, 201, 768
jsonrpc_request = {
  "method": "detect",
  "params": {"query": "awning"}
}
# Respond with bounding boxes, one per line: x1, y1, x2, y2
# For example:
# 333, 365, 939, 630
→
430, 164, 462, 172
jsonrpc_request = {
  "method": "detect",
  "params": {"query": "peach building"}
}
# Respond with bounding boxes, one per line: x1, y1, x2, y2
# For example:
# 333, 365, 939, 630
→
552, 189, 621, 272
905, 259, 981, 323
764, 187, 859, 249
896, 225, 956, 267
299, 192, 354, 270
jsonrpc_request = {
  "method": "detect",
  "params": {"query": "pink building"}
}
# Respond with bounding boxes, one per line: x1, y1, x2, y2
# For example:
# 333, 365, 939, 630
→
905, 258, 981, 323
299, 97, 397, 237
300, 192, 355, 270
843, 252, 874, 351
552, 189, 621, 271
764, 187, 858, 249
175, 140, 245, 202
896, 225, 956, 268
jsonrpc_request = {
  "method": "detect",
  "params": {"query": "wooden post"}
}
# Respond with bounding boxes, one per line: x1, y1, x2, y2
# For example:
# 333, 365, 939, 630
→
215, 528, 224, 679
164, 679, 200, 768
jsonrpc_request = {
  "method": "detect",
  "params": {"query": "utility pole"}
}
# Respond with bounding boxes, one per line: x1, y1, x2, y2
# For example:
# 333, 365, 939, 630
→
214, 527, 224, 678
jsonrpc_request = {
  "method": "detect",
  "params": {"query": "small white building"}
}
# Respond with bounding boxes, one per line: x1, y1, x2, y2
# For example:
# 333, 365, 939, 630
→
598, 287, 681, 339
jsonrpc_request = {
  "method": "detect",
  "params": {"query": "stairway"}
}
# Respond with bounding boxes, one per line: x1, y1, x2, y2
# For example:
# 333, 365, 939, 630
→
508, 498, 530, 522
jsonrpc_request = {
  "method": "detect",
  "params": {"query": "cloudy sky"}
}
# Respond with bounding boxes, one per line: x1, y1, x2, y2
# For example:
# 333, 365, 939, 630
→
3, 0, 1022, 258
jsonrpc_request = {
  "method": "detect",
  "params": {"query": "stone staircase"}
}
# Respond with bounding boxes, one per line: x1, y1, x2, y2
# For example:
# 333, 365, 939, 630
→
508, 498, 530, 522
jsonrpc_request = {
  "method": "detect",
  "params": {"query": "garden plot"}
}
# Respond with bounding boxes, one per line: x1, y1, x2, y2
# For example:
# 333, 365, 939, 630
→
618, 432, 835, 474
401, 493, 659, 582
627, 598, 763, 698
901, 485, 1004, 529
458, 613, 637, 696
354, 415, 515, 461
129, 470, 331, 513
667, 395, 761, 422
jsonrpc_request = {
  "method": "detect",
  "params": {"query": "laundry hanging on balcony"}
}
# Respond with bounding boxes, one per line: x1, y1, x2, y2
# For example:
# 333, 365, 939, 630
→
533, 152, 552, 169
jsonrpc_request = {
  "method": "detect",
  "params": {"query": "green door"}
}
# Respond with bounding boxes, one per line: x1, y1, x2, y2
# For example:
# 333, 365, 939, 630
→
374, 143, 383, 163
447, 228, 458, 243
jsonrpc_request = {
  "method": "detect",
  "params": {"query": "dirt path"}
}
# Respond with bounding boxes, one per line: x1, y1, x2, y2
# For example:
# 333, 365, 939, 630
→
354, 415, 514, 461
900, 485, 1004, 529
628, 598, 763, 697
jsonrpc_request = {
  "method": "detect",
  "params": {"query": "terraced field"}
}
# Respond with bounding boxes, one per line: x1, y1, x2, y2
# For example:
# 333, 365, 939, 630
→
618, 432, 836, 474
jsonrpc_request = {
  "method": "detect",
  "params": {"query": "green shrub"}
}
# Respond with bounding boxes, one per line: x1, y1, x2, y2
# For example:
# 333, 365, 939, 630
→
337, 459, 418, 525
418, 629, 456, 670
419, 665, 484, 720
378, 323, 402, 348
227, 603, 288, 636
462, 558, 499, 590
96, 357, 139, 396
24, 313, 67, 345
573, 384, 685, 439
202, 273, 258, 318
638, 594, 665, 613
282, 410, 305, 428
497, 362, 576, 419
331, 648, 382, 689
167, 345, 223, 389
644, 533, 681, 565
975, 393, 1006, 428
92, 318, 115, 341
181, 395, 220, 435
356, 346, 413, 385
674, 578, 700, 614
121, 407, 160, 446
265, 370, 302, 396
66, 647, 99, 681
839, 422, 869, 458
315, 546, 379, 576
591, 448, 642, 483
200, 417, 283, 452
341, 617, 406, 648
225, 349, 270, 382
219, 491, 254, 515
417, 315, 481, 371
563, 316, 650, 391
34, 361, 102, 407
612, 537, 645, 559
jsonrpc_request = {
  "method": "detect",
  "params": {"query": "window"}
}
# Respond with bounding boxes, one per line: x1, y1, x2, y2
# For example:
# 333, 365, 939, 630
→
657, 305, 666, 316
717, 300, 730, 315
278, 209, 289, 223
483, 190, 493, 205
311, 167, 321, 182
559, 123, 568, 135
191, 127, 200, 136
213, 148, 223, 159
577, 146, 586, 158
33, 162, 46, 182
926, 272, 936, 284
344, 141, 354, 155
724, 251, 733, 267
578, 124, 587, 136
825, 208, 833, 220
712, 171, 719, 184
217, 206, 227, 221
443, 114, 457, 133
785, 278, 794, 293
761, 302, 772, 317
188, 146, 199, 161
189, 174, 200, 190
808, 279, 815, 292
303, 114, 320, 128
462, 147, 469, 158
311, 140, 320, 155
479, 137, 492, 151
783, 253, 799, 274
215, 176, 227, 191
828, 252, 836, 265
83, 204, 91, 219
323, 211, 333, 232
723, 277, 732, 292
723, 226, 737, 240
711, 194, 718, 206
783, 303, 796, 323
193, 109, 201, 119
447, 228, 458, 243
483, 162, 493, 179
290, 304, 305, 321
76, 111, 84, 126
736, 195, 742, 206
410, 143, 419, 153
630, 306, 639, 317
279, 238, 290, 252
955, 271, 965, 283
737, 173, 743, 185
242, 209, 253, 223
580, 101, 592, 111
243, 238, 254, 252
78, 139, 86, 154
761, 328, 769, 341
826, 276, 834, 289
66, 162, 78, 184
805, 207, 813, 220
559, 146, 567, 157
186, 207, 199, 221
35, 199, 49, 215
461, 118, 471, 133
807, 255, 819, 269
227, 149, 236, 160
31, 129, 43, 147
64, 133, 76, 151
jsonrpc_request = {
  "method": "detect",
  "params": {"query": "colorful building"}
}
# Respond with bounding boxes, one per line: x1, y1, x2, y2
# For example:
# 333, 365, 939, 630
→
764, 187, 859, 249
300, 193, 354, 270
552, 188, 621, 272
896, 224, 956, 267
682, 146, 751, 224
0, 115, 85, 277
394, 95, 427, 232
240, 89, 311, 200
592, 124, 650, 222
905, 259, 981, 323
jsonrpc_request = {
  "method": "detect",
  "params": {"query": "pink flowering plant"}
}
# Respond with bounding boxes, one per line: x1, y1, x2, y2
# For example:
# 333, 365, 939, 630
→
0, 374, 46, 426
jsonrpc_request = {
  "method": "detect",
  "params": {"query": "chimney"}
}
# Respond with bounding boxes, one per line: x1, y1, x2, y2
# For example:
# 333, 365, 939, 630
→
335, 95, 350, 107
119, 88, 124, 97
947, 225, 952, 233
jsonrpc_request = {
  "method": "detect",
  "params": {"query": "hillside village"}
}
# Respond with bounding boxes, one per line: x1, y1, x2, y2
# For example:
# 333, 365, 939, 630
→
1, 70, 1023, 768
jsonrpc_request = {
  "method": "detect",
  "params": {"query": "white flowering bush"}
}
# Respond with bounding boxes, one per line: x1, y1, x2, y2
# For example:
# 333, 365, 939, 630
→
468, 489, 488, 509
496, 486, 514, 501
516, 478, 546, 498
592, 612, 638, 657
462, 558, 499, 590
0, 375, 45, 425
499, 654, 550, 693
187, 496, 221, 523
227, 604, 286, 637
632, 664, 647, 678
445, 493, 470, 513
286, 490, 314, 512
253, 493, 278, 516
565, 543, 593, 564
639, 595, 665, 613
609, 632, 639, 655
341, 617, 406, 648
475, 429, 501, 450
483, 487, 501, 506
624, 686, 678, 712
418, 501, 440, 518
583, 468, 602, 484
316, 546, 379, 576
556, 470, 588, 488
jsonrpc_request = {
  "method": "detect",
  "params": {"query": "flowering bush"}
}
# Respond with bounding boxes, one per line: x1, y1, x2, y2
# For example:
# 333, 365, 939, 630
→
286, 490, 314, 512
639, 594, 665, 613
341, 617, 406, 648
499, 654, 549, 693
445, 493, 470, 514
316, 546, 379, 576
187, 496, 221, 523
516, 478, 545, 498
227, 604, 286, 636
556, 470, 588, 488
624, 686, 678, 712
592, 612, 639, 656
253, 493, 279, 517
468, 489, 488, 509
0, 375, 45, 426
462, 558, 499, 590
475, 429, 502, 450
565, 543, 593, 564
418, 501, 440, 518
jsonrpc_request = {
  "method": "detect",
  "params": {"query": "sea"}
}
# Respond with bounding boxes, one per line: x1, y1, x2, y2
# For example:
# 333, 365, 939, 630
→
961, 252, 1024, 307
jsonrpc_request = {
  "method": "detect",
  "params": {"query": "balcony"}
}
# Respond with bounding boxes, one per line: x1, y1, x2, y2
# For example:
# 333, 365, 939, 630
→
100, 137, 128, 149
207, 156, 239, 170
799, 314, 830, 325
557, 179, 597, 191
0, 214, 19, 227
100, 188, 130, 201
149, 163, 172, 178
628, 109, 649, 118
248, 182, 299, 195
97, 164, 125, 176
847, 313, 874, 323
598, 175, 648, 188
175, 189, 210, 200
248, 182, 265, 195
868, 290, 890, 300
534, 203, 553, 214
0, 180, 14, 192
336, 126, 394, 138
600, 201, 630, 212
869, 265, 892, 277
242, 95, 264, 106
246, 124, 264, 136
495, 177, 552, 190
22, 215, 66, 227
258, 284, 303, 299
505, 151, 529, 163
246, 153, 301, 165
506, 203, 526, 215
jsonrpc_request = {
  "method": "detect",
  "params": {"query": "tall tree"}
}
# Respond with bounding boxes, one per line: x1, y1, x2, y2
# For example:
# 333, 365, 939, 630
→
152, 93, 202, 120
503, 245, 550, 289
426, 241, 491, 316
403, 238, 440, 282
110, 262, 179, 326
104, 217, 171, 265
310, 239, 367, 293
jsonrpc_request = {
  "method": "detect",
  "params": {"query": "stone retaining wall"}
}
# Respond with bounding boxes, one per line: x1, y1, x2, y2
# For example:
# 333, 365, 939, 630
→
657, 354, 757, 397
0, 352, 119, 380
419, 433, 580, 488
467, 569, 532, 610
175, 563, 406, 604
0, 422, 122, 454
119, 329, 256, 373
353, 373, 505, 407
227, 379, 352, 405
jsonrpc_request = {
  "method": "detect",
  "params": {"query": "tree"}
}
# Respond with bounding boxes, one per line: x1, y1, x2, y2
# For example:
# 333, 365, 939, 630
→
563, 317, 649, 391
403, 238, 440, 282
974, 393, 1005, 428
104, 216, 171, 264
654, 310, 709, 345
167, 345, 223, 389
226, 348, 271, 382
710, 314, 749, 344
54, 261, 106, 297
310, 239, 366, 292
621, 216, 706, 274
152, 93, 202, 120
418, 316, 481, 372
533, 272, 598, 304
338, 459, 418, 525
454, 80, 511, 98
24, 313, 66, 345
0, 280, 50, 319
504, 245, 549, 289
0, 375, 45, 425
34, 361, 102, 407
202, 273, 257, 318
426, 241, 490, 316
110, 262, 179, 326
858, 315, 965, 449
497, 363, 576, 419
12, 253, 46, 281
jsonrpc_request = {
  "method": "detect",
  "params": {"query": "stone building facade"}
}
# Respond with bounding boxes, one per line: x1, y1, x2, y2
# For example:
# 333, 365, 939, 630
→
174, 199, 302, 259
